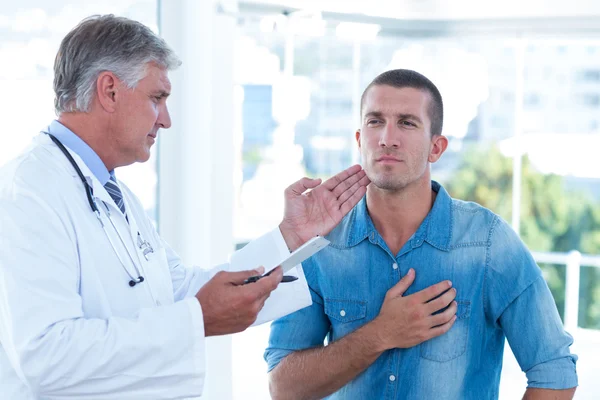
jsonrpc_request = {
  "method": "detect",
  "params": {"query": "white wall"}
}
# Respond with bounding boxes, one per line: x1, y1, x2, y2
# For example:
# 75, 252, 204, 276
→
158, 0, 238, 398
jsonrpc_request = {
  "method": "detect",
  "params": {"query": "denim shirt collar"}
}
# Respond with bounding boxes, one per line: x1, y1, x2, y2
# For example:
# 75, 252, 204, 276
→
331, 181, 453, 252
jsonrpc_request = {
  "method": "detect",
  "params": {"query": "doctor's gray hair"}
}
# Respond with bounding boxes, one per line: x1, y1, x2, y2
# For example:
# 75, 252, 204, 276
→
53, 14, 181, 114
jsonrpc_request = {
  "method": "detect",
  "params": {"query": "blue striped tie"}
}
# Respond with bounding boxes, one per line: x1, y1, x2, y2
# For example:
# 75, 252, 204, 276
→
104, 175, 126, 215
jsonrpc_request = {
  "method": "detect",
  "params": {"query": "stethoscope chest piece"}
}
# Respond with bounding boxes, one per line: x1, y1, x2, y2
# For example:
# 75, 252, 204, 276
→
129, 276, 145, 287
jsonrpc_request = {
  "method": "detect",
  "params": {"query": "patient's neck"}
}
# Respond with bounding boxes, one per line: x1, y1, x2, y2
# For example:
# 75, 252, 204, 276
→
366, 179, 435, 256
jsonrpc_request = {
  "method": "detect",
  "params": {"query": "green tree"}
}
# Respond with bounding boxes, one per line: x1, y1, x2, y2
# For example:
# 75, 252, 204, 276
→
442, 145, 600, 329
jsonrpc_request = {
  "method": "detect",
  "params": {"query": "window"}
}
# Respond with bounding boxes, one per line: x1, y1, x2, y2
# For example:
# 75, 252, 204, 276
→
231, 14, 600, 398
524, 92, 541, 107
577, 69, 600, 82
578, 93, 600, 107
0, 1, 159, 222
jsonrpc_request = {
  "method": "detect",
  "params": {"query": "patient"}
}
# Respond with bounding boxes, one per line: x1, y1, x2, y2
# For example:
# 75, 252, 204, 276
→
265, 69, 578, 400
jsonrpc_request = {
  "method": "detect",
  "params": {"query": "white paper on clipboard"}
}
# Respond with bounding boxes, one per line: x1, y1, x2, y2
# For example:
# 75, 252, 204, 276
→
227, 231, 328, 326
229, 235, 330, 275
276, 236, 330, 274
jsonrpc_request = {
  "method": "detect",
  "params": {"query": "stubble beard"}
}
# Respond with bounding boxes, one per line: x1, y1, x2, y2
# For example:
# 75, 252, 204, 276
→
366, 164, 412, 192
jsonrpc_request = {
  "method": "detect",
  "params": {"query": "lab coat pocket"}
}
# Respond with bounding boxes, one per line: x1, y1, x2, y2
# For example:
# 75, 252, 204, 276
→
143, 247, 174, 306
420, 300, 471, 362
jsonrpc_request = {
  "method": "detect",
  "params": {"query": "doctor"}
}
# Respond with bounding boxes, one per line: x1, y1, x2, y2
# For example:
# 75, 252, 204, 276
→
0, 15, 370, 399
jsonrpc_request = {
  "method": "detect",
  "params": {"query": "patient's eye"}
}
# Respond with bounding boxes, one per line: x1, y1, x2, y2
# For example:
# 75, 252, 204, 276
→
366, 119, 383, 126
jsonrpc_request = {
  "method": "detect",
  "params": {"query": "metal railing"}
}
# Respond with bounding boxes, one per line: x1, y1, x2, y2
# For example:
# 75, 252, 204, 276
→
532, 251, 600, 331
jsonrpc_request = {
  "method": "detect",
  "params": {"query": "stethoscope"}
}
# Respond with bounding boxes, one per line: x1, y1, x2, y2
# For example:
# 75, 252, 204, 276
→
46, 132, 153, 287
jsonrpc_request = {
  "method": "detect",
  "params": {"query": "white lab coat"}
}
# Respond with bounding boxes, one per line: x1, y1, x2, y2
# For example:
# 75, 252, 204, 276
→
0, 134, 312, 399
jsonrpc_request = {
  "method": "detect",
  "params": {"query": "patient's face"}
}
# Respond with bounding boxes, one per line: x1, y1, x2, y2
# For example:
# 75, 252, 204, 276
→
356, 85, 434, 192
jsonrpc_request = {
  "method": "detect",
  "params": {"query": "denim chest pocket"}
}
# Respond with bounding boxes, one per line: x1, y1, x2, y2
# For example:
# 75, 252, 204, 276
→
324, 299, 367, 339
420, 300, 471, 362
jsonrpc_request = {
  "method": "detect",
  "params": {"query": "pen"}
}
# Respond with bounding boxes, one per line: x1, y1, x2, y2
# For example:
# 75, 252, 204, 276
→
243, 272, 299, 284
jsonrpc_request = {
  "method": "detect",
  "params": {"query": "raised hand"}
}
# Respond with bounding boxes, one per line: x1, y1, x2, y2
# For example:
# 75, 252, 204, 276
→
279, 165, 370, 251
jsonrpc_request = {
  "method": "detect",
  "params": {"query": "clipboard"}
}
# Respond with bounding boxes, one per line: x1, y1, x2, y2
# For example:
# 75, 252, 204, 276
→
243, 236, 330, 284
277, 235, 330, 273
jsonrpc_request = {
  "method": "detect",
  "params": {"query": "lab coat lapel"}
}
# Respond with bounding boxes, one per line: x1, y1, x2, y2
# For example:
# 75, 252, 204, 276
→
62, 147, 142, 267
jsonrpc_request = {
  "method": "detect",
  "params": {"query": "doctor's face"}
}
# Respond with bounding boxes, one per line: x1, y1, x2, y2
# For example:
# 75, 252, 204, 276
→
111, 63, 172, 165
356, 85, 445, 192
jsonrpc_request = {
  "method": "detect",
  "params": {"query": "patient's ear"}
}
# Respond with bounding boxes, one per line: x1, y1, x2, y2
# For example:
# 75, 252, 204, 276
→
428, 134, 448, 163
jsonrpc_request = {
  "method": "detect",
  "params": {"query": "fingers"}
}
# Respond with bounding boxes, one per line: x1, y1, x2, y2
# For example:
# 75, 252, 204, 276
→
339, 184, 368, 216
338, 174, 370, 211
285, 166, 367, 205
331, 169, 367, 199
224, 267, 265, 285
386, 269, 415, 298
415, 280, 453, 304
428, 314, 457, 339
322, 164, 363, 191
249, 268, 283, 321
429, 300, 458, 328
336, 173, 370, 205
424, 287, 456, 315
252, 266, 283, 298
285, 177, 322, 197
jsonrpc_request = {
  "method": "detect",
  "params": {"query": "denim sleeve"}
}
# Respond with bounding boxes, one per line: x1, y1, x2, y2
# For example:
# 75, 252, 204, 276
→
486, 217, 578, 389
264, 285, 330, 373
500, 277, 578, 388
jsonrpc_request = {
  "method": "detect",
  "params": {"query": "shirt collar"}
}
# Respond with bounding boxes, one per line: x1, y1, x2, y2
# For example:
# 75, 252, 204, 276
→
47, 120, 112, 185
414, 181, 453, 252
345, 195, 376, 247
330, 181, 453, 252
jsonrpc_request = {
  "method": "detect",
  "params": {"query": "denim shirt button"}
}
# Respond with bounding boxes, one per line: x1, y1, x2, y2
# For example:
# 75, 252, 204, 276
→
340, 310, 346, 317
392, 263, 398, 270
389, 374, 396, 382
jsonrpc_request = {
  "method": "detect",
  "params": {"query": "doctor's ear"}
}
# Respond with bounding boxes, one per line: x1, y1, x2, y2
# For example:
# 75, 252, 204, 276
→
355, 129, 361, 149
96, 71, 120, 113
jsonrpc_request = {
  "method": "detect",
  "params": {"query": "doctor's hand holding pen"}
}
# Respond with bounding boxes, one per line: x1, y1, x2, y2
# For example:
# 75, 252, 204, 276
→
195, 165, 369, 336
197, 266, 283, 336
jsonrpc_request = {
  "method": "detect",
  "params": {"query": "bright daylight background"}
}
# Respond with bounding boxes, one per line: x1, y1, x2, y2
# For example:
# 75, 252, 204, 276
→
1, 0, 599, 398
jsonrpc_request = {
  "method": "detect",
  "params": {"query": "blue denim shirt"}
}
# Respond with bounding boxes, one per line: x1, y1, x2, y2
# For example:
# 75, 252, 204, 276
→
265, 182, 577, 400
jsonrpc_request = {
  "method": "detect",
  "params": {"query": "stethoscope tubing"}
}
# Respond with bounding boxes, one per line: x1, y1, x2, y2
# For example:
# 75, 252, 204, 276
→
45, 132, 146, 287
